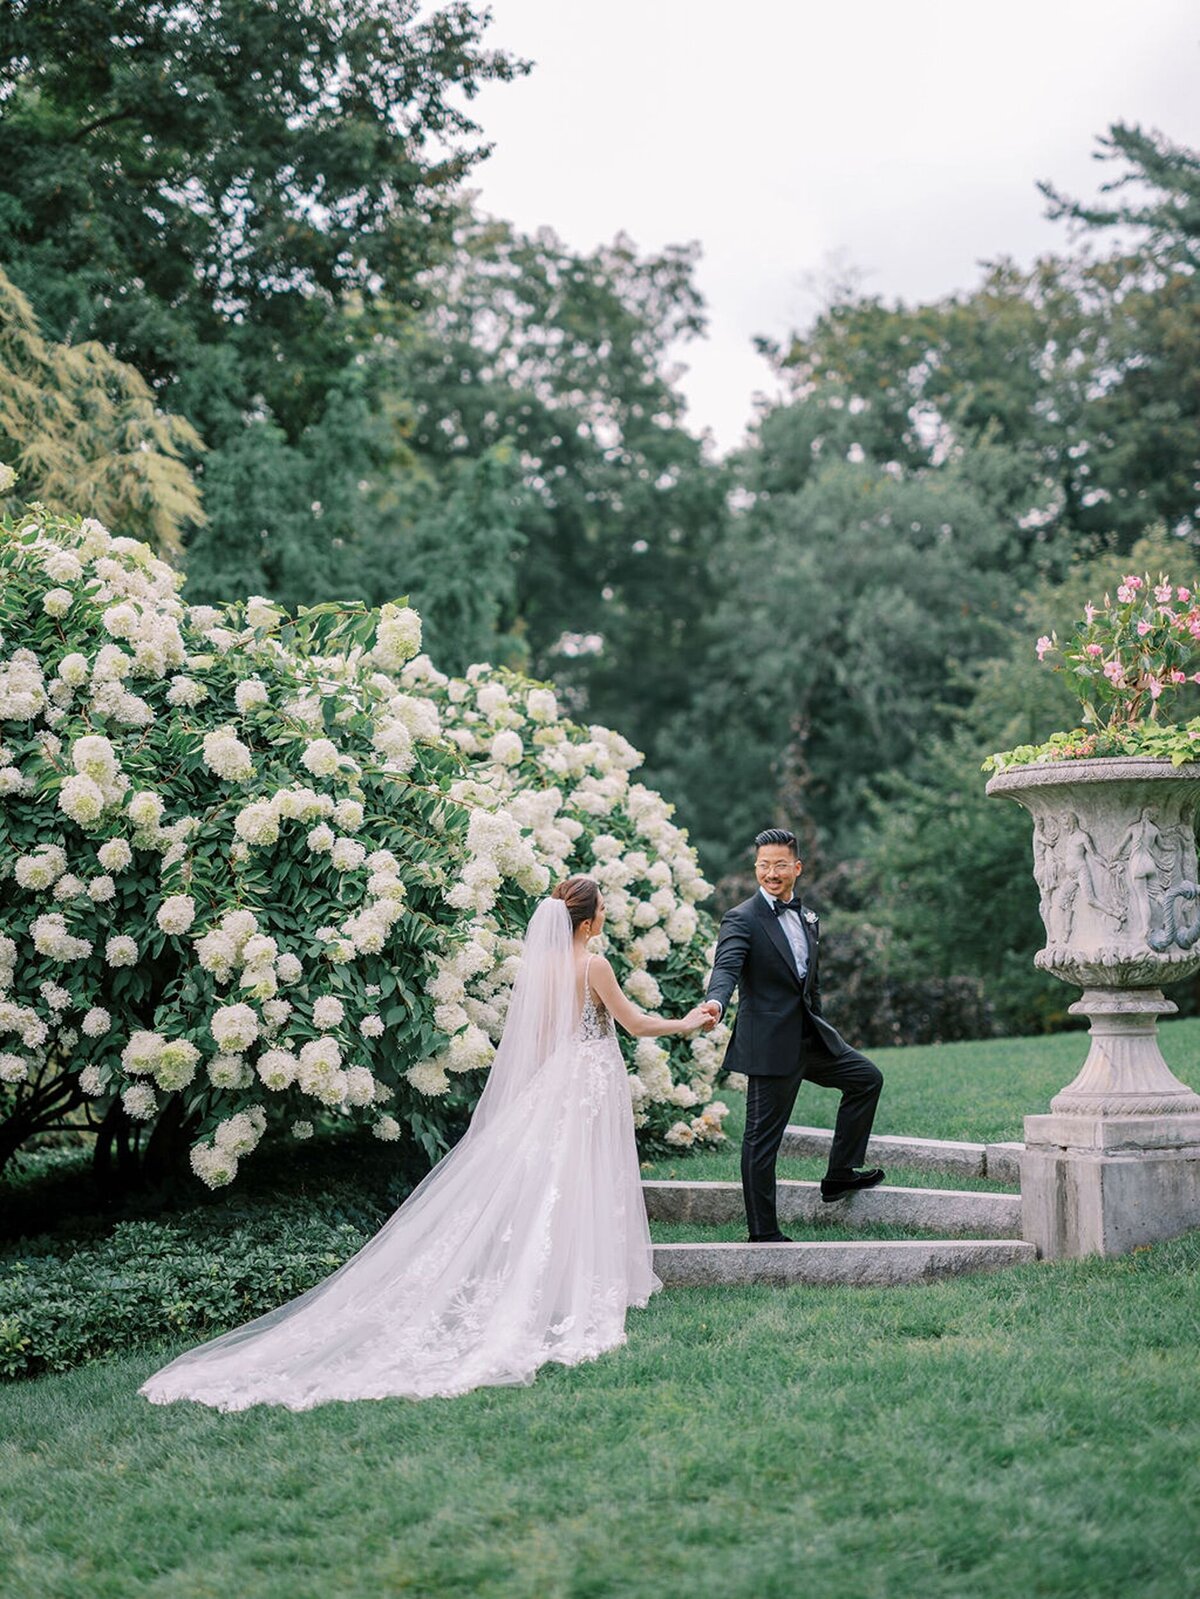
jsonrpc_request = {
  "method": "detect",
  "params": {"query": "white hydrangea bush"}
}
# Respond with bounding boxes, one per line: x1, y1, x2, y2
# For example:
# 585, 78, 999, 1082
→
396, 656, 733, 1150
0, 499, 730, 1189
0, 505, 470, 1184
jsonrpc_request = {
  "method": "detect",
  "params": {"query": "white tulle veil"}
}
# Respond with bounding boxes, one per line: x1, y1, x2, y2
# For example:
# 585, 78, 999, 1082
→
468, 895, 575, 1134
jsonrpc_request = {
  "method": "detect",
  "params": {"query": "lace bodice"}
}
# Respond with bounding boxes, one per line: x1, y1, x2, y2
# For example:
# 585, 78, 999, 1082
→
579, 955, 613, 1041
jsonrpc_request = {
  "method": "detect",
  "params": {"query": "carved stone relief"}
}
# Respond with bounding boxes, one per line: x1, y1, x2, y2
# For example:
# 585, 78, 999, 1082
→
987, 758, 1200, 1117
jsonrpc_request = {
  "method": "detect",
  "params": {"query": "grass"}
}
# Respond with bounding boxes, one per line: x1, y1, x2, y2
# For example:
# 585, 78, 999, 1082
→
3, 1023, 1200, 1598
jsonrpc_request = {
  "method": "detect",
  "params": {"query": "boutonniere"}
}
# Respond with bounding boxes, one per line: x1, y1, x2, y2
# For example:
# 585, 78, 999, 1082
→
803, 909, 818, 926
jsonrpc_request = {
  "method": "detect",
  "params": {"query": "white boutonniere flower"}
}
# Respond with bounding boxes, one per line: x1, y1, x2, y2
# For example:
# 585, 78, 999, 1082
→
803, 909, 818, 926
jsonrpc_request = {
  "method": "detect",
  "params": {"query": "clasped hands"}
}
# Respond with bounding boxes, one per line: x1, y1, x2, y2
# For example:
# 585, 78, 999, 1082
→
678, 1001, 721, 1035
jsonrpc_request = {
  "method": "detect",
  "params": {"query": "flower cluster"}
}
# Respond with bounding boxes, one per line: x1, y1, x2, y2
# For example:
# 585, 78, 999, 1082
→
1037, 573, 1200, 730
397, 658, 730, 1146
0, 496, 728, 1186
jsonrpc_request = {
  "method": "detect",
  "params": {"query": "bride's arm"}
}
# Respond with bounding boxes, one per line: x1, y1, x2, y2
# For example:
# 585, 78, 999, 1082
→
586, 954, 709, 1038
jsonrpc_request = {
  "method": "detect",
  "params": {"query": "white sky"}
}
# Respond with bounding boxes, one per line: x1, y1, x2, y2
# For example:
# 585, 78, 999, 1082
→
460, 0, 1200, 455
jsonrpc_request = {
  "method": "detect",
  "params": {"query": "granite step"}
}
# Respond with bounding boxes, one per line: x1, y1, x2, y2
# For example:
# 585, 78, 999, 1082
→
780, 1124, 1024, 1184
643, 1179, 1021, 1235
653, 1238, 1037, 1287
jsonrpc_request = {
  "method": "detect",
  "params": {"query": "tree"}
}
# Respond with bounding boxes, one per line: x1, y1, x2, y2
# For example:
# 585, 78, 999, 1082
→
0, 0, 523, 443
658, 446, 1024, 881
183, 358, 529, 668
0, 267, 201, 551
0, 0, 526, 606
1040, 123, 1200, 544
395, 212, 730, 755
765, 256, 1148, 567
1040, 122, 1200, 269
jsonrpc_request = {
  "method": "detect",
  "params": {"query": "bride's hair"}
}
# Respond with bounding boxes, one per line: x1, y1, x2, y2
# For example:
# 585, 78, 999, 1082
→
552, 875, 600, 931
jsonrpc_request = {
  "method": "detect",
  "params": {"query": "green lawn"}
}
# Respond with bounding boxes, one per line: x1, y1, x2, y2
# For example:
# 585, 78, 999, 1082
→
3, 1024, 1200, 1599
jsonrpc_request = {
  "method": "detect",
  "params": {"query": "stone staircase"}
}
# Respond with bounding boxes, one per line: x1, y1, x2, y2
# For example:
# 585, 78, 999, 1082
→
647, 1123, 1036, 1286
780, 1124, 1025, 1184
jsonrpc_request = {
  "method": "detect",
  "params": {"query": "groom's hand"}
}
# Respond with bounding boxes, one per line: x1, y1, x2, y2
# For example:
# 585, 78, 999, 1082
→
698, 1001, 721, 1032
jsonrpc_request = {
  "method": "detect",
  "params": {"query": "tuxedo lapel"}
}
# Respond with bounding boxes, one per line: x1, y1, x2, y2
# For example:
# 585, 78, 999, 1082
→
756, 893, 803, 987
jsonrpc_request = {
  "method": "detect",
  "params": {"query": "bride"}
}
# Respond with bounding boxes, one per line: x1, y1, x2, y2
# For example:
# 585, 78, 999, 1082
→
139, 876, 712, 1410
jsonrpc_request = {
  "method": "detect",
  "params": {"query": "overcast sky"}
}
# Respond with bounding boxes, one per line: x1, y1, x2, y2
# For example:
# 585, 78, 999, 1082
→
458, 0, 1200, 455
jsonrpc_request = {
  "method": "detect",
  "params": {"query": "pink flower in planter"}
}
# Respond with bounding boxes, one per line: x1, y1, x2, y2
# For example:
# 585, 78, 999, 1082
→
1086, 643, 1104, 657
1148, 676, 1164, 700
1155, 582, 1174, 603
1085, 602, 1097, 625
1035, 635, 1054, 661
1103, 661, 1125, 684
1179, 587, 1192, 602
1171, 671, 1188, 684
1137, 621, 1152, 636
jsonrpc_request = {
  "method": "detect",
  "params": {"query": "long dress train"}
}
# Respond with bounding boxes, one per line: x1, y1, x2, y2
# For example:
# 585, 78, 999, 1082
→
138, 940, 661, 1411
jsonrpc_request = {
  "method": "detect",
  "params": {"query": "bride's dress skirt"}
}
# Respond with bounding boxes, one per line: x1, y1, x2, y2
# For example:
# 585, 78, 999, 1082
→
139, 1030, 661, 1411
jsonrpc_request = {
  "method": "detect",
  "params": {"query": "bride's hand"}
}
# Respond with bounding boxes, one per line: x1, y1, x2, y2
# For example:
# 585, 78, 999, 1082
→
677, 1005, 714, 1035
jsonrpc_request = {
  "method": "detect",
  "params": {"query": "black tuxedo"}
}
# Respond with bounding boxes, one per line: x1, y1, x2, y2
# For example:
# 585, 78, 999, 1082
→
706, 891, 882, 1237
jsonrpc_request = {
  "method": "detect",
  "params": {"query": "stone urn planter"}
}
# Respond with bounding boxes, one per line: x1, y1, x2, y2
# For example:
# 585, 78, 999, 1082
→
987, 756, 1200, 1258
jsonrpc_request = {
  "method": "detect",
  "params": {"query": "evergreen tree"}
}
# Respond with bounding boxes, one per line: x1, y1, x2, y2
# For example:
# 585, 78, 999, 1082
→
0, 267, 201, 549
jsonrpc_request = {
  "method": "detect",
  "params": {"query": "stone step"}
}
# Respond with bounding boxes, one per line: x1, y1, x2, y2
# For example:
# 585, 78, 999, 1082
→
644, 1179, 1021, 1235
653, 1238, 1037, 1287
780, 1124, 1024, 1184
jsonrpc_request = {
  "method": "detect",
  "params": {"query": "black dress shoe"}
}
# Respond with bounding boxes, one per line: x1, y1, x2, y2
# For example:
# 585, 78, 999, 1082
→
820, 1167, 885, 1203
748, 1231, 793, 1243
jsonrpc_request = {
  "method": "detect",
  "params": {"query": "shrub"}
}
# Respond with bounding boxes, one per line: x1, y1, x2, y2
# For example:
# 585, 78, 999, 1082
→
0, 497, 728, 1187
0, 1134, 414, 1379
820, 923, 996, 1048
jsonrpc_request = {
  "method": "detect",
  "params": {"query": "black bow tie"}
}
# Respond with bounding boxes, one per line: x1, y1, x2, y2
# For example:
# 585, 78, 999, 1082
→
773, 899, 802, 916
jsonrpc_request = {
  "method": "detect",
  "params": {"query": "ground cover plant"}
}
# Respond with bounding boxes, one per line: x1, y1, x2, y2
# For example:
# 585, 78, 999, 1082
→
1, 1027, 1198, 1599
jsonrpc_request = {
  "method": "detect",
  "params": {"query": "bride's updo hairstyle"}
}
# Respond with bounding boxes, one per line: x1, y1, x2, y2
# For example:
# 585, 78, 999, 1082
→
552, 876, 601, 932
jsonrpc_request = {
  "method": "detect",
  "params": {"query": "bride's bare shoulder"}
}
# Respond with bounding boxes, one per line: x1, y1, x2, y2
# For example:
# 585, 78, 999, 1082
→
584, 952, 618, 986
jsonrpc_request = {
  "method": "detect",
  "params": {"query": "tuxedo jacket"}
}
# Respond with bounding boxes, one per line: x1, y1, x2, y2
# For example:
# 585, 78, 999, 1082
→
705, 892, 851, 1077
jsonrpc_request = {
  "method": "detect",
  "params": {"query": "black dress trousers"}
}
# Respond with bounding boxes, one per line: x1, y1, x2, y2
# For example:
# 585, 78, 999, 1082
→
741, 1013, 883, 1238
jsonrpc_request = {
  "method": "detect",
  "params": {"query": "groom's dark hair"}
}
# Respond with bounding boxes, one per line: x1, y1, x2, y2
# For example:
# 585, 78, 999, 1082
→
754, 828, 798, 858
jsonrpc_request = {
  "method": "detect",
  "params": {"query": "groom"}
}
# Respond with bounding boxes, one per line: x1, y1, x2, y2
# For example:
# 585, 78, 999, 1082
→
700, 828, 884, 1243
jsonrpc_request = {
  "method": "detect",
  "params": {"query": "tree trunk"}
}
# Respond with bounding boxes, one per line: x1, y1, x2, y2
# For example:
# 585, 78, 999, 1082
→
0, 1071, 86, 1176
91, 1095, 200, 1197
92, 1099, 143, 1196
141, 1096, 200, 1191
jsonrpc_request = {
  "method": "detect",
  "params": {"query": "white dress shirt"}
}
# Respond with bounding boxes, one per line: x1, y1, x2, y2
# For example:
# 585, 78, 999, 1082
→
760, 887, 808, 980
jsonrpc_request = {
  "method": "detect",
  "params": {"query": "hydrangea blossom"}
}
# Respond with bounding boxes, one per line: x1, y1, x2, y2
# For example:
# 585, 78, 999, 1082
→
156, 895, 197, 935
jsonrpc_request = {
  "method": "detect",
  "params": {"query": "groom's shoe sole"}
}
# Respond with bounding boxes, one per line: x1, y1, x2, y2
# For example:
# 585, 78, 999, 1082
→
820, 1168, 886, 1203
748, 1232, 793, 1243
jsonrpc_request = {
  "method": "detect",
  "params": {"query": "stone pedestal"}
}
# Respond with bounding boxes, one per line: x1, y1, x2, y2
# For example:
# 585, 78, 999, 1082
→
1022, 1112, 1200, 1258
1020, 988, 1200, 1258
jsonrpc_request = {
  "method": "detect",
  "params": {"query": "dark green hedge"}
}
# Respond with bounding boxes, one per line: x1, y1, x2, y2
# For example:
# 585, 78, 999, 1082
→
0, 1132, 422, 1380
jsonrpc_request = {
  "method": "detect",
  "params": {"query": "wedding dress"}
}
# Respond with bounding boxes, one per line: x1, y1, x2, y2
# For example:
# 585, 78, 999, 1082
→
138, 900, 662, 1410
